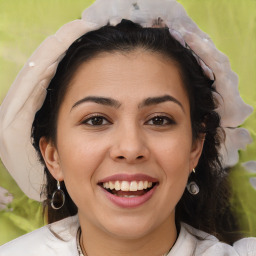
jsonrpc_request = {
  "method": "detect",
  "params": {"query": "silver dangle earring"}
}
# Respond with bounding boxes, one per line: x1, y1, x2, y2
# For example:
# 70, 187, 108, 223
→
186, 168, 199, 195
51, 180, 65, 210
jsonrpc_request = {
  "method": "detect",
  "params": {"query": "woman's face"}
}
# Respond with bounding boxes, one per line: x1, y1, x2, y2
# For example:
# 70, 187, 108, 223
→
41, 50, 203, 239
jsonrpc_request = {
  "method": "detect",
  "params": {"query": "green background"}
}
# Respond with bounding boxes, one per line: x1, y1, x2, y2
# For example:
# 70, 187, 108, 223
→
0, 0, 255, 245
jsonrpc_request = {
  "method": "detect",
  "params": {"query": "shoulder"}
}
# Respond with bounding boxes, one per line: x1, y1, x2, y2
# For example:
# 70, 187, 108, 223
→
233, 237, 256, 256
0, 215, 79, 256
168, 222, 256, 256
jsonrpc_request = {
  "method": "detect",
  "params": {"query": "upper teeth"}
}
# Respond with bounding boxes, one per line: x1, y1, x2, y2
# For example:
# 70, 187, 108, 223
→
103, 181, 153, 192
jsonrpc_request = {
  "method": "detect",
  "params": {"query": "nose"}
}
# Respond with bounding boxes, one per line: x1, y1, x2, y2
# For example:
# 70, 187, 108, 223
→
109, 124, 150, 164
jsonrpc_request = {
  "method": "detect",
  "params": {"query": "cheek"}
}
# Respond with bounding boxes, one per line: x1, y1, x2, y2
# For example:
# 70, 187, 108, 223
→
55, 136, 107, 210
155, 128, 192, 171
152, 127, 192, 198
155, 148, 190, 213
56, 131, 108, 190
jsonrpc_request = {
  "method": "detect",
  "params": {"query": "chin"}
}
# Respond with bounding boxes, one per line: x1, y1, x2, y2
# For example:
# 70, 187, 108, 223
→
104, 222, 156, 240
98, 211, 170, 240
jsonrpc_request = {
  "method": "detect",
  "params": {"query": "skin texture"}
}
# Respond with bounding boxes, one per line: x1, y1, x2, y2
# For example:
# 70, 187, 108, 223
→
40, 50, 204, 256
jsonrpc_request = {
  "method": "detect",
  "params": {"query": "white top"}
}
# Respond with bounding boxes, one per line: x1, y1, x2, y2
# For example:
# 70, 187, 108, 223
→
0, 215, 255, 255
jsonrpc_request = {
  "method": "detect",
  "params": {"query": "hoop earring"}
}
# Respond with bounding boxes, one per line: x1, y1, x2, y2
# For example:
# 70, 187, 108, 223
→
187, 168, 199, 195
187, 181, 199, 195
51, 180, 65, 210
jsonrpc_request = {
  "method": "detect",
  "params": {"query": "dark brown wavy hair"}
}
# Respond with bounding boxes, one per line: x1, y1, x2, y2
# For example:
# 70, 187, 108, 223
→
31, 19, 241, 244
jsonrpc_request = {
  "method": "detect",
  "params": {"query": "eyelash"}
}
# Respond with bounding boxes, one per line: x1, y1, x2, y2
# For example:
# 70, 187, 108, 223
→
81, 114, 111, 126
145, 115, 176, 126
81, 114, 176, 127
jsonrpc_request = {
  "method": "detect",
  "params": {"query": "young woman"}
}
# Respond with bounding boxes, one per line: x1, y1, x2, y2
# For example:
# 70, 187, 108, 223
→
0, 0, 255, 255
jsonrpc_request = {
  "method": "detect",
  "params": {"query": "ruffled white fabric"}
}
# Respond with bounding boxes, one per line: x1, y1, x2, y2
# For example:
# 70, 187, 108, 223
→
0, 0, 253, 201
242, 161, 256, 173
242, 161, 256, 189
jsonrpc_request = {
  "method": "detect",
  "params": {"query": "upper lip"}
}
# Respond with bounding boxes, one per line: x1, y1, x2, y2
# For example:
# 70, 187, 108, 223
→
98, 173, 159, 183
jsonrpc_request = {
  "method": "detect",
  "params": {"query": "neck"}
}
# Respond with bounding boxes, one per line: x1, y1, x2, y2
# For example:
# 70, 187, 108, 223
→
78, 212, 177, 256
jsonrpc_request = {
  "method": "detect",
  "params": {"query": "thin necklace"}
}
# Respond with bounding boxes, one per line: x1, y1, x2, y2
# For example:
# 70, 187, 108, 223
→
76, 227, 170, 256
77, 227, 87, 256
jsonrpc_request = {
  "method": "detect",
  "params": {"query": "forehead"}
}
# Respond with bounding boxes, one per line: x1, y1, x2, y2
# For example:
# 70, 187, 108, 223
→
63, 50, 190, 111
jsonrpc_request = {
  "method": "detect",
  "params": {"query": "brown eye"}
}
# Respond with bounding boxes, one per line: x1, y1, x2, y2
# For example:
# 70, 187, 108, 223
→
146, 116, 175, 126
82, 116, 110, 126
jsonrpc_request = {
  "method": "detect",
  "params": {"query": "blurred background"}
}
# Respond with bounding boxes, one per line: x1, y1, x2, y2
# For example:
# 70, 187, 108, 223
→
0, 0, 255, 245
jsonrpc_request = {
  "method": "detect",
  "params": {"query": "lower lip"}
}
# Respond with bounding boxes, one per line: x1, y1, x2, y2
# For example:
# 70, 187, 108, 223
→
100, 185, 158, 208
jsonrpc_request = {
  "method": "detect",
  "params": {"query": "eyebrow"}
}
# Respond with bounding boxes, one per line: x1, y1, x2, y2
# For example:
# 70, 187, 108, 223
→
139, 95, 185, 112
71, 96, 121, 110
71, 94, 184, 112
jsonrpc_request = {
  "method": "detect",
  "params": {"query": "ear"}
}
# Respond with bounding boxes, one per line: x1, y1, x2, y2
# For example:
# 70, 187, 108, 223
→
39, 137, 64, 181
189, 134, 205, 173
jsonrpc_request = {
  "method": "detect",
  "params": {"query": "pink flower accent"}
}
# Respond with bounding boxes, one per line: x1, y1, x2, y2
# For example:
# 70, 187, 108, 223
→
0, 186, 13, 211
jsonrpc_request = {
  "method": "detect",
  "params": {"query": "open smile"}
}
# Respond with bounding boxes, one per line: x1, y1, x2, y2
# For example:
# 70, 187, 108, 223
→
98, 174, 159, 208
